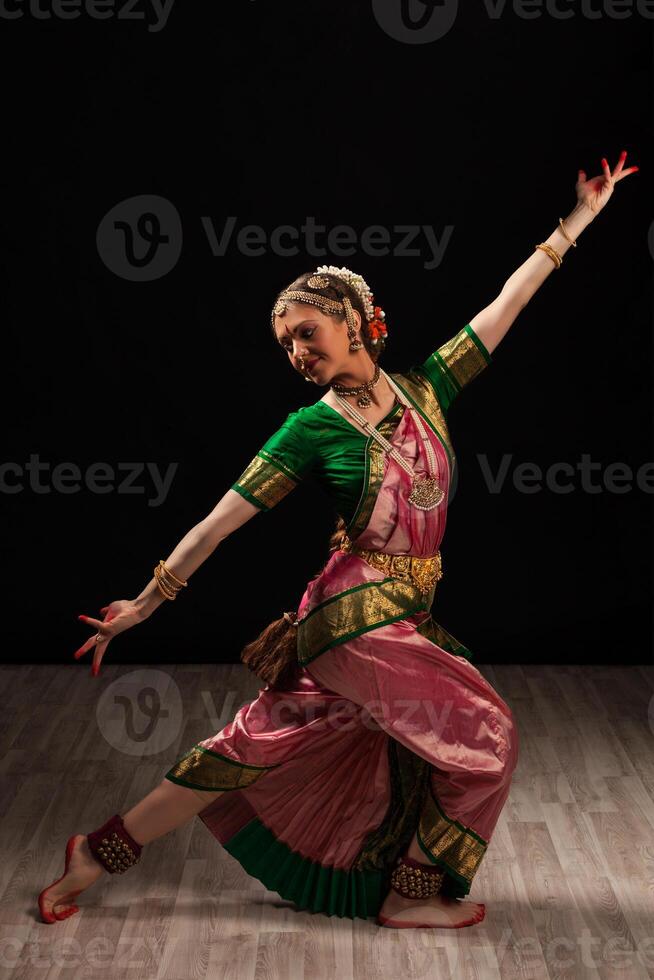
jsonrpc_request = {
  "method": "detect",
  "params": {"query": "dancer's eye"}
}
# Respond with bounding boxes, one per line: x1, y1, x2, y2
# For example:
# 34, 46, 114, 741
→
280, 328, 315, 352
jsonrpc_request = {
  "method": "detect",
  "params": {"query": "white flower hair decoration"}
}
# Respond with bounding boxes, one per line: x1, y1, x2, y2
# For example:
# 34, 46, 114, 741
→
315, 265, 388, 347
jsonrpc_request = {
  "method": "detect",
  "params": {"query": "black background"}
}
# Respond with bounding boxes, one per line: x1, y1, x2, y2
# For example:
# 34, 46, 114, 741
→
3, 1, 651, 666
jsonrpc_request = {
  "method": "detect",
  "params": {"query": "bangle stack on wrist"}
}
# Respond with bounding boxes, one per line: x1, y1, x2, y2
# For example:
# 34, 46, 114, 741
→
535, 242, 562, 268
534, 216, 577, 269
154, 559, 188, 600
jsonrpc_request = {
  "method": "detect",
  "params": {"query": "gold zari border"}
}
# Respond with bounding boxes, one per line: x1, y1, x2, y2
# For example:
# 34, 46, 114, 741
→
233, 453, 299, 510
418, 785, 488, 886
297, 576, 428, 666
390, 371, 455, 466
434, 326, 488, 393
165, 745, 279, 791
347, 408, 405, 538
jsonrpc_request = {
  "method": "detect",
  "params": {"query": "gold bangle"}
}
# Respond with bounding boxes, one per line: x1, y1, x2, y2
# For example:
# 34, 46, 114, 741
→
535, 242, 562, 268
157, 560, 187, 588
154, 579, 176, 601
558, 217, 577, 247
154, 564, 179, 600
154, 575, 177, 601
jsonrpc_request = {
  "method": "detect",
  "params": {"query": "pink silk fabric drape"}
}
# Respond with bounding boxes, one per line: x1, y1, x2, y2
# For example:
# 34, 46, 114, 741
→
295, 404, 449, 621
181, 395, 518, 893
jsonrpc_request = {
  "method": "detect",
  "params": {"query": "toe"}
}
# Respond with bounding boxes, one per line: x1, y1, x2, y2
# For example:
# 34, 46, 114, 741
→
38, 895, 58, 924
54, 906, 79, 920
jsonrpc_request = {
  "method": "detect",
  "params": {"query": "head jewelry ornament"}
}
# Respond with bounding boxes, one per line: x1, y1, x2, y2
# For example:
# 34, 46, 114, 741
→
271, 265, 388, 350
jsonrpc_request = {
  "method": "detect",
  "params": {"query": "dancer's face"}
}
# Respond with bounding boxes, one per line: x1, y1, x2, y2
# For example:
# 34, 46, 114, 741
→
273, 302, 365, 384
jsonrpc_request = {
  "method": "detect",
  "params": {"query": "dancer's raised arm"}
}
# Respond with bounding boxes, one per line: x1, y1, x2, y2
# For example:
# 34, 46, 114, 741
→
75, 489, 261, 676
469, 151, 638, 357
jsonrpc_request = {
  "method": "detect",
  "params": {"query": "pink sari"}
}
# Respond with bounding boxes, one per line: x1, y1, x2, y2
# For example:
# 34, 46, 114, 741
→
165, 386, 519, 919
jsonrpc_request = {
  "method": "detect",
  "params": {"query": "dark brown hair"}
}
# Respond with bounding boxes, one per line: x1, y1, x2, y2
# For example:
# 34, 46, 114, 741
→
270, 270, 384, 364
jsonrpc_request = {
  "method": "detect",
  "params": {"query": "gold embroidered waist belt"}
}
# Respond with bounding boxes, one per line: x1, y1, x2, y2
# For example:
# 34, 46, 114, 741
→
340, 534, 443, 598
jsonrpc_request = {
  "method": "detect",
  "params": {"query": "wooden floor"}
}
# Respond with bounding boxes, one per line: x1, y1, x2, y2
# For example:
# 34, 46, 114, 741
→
1, 661, 653, 980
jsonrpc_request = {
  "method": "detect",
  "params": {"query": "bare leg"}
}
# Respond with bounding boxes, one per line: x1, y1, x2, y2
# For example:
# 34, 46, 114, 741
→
122, 779, 224, 844
39, 780, 224, 921
378, 828, 486, 929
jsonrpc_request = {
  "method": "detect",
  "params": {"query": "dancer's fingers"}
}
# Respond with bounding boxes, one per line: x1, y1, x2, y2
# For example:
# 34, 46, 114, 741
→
78, 614, 103, 629
91, 638, 108, 677
73, 639, 95, 659
613, 149, 627, 176
615, 164, 639, 182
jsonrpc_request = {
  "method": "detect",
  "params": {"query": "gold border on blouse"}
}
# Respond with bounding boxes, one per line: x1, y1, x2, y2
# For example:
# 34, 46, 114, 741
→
433, 325, 489, 394
232, 450, 300, 510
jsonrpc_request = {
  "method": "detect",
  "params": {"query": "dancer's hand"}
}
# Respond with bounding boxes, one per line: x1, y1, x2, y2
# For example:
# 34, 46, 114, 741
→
74, 599, 142, 677
575, 150, 639, 215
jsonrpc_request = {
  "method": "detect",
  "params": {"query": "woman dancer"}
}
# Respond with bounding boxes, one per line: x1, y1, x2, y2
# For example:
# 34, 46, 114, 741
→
38, 152, 638, 929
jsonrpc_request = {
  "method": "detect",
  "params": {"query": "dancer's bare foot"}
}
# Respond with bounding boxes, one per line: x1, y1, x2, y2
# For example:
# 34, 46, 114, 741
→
378, 887, 486, 928
38, 835, 104, 923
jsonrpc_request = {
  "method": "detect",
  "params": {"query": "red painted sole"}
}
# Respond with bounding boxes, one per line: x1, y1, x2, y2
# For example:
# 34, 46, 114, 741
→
37, 835, 83, 924
377, 907, 486, 929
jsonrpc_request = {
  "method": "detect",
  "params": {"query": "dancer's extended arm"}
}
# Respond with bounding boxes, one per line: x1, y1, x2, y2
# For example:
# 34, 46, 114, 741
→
75, 489, 260, 674
132, 489, 261, 621
76, 411, 315, 676
469, 151, 638, 357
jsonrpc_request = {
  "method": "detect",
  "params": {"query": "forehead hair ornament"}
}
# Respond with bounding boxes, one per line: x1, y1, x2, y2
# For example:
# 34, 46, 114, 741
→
271, 265, 388, 354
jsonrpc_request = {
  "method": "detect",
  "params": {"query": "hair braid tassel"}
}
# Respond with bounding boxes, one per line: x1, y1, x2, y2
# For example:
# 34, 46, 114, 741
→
239, 611, 299, 688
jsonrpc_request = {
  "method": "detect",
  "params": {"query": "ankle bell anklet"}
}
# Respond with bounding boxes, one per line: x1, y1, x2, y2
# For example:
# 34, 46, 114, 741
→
86, 814, 143, 874
390, 854, 446, 899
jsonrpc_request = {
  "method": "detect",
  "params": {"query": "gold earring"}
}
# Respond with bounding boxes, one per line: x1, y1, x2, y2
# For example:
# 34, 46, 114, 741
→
343, 296, 364, 352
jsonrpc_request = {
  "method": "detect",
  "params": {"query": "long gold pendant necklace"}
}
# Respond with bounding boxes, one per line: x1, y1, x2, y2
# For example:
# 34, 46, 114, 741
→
330, 369, 445, 510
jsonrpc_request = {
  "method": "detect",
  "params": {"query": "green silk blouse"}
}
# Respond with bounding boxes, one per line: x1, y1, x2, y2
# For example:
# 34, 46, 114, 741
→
230, 323, 491, 526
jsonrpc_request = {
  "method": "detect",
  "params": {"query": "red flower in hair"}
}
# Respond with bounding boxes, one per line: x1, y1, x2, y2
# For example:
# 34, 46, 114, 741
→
368, 304, 387, 342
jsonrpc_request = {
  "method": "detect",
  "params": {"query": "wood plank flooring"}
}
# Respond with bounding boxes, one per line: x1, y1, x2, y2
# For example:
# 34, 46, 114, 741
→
1, 662, 653, 980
